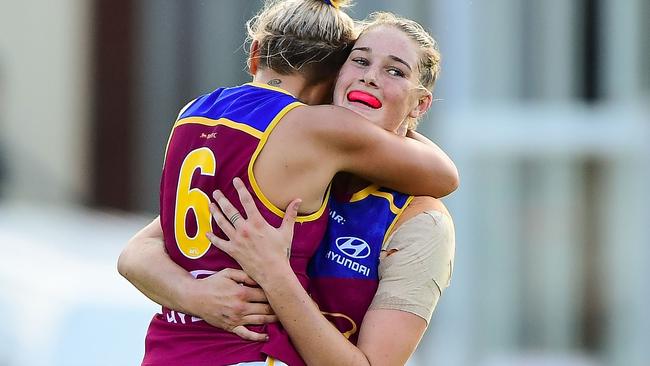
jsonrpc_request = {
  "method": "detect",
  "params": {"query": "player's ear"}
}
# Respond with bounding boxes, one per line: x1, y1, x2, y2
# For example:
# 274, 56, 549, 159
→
248, 40, 260, 76
408, 90, 432, 119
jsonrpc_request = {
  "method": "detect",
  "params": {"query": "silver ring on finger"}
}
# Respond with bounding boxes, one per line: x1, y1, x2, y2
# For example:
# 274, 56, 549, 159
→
229, 212, 242, 226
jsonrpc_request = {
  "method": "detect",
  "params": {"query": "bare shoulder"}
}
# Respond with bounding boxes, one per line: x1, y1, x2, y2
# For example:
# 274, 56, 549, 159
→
409, 196, 448, 213
266, 104, 360, 168
279, 104, 379, 147
268, 105, 387, 185
392, 196, 451, 233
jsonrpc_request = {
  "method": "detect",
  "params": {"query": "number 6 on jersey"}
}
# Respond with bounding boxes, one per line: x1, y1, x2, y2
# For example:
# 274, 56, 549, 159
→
174, 147, 216, 259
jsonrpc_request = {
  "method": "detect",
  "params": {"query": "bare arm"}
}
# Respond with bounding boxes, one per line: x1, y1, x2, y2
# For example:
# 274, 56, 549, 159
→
261, 271, 430, 366
117, 217, 276, 341
208, 184, 371, 365
359, 201, 456, 365
286, 105, 459, 198
208, 179, 451, 365
406, 129, 438, 148
117, 218, 194, 312
356, 310, 427, 365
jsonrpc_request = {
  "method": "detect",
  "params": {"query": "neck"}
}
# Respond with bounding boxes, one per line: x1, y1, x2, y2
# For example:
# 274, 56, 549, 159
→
253, 69, 331, 105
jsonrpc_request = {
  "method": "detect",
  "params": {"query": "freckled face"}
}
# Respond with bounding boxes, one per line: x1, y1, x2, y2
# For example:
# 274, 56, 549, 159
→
333, 26, 423, 132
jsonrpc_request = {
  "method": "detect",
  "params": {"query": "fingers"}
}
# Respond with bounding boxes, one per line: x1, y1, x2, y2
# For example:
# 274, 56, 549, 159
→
241, 314, 278, 325
206, 228, 232, 255
243, 303, 275, 318
231, 325, 268, 342
242, 286, 269, 303
233, 177, 264, 222
221, 268, 258, 286
209, 201, 236, 240
212, 189, 245, 229
280, 199, 301, 259
280, 198, 301, 233
243, 301, 274, 316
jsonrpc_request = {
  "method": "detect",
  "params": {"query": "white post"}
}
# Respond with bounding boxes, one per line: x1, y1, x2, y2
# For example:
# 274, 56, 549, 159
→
523, 159, 584, 349
600, 152, 650, 366
601, 0, 643, 99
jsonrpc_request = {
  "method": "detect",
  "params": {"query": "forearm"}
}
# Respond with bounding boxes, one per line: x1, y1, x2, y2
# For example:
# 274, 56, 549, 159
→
117, 227, 195, 314
409, 130, 459, 197
342, 131, 458, 198
260, 267, 371, 366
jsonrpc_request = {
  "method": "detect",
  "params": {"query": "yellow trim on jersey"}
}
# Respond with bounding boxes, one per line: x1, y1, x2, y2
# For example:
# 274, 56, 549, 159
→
172, 116, 264, 139
163, 99, 200, 165
247, 102, 330, 223
350, 184, 404, 215
321, 311, 358, 339
246, 82, 296, 97
382, 195, 414, 245
349, 184, 379, 202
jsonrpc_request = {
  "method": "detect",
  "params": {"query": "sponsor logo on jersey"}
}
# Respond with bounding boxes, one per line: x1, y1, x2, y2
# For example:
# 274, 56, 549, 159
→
200, 132, 218, 139
329, 209, 346, 224
335, 236, 371, 259
326, 250, 371, 277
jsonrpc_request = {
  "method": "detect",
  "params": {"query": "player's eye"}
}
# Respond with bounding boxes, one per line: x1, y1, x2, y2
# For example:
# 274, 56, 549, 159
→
387, 67, 405, 78
351, 57, 369, 66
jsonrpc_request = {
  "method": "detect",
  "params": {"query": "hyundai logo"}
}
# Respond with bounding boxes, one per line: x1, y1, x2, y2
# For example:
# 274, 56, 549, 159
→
335, 236, 371, 259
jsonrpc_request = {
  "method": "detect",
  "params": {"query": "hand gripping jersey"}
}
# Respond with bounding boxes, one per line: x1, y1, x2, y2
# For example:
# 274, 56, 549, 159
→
308, 184, 413, 345
144, 83, 329, 366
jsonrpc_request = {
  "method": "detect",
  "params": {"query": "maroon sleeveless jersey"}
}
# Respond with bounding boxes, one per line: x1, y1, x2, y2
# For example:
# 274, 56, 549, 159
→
143, 83, 329, 366
308, 185, 412, 345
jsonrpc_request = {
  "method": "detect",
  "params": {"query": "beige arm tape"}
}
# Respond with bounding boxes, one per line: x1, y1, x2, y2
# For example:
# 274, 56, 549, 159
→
368, 210, 455, 324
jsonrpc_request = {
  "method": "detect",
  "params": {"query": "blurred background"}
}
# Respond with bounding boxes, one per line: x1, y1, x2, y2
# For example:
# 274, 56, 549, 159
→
0, 0, 648, 365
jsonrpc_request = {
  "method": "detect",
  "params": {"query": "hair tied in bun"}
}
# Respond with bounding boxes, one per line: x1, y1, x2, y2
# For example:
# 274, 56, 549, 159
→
322, 0, 341, 9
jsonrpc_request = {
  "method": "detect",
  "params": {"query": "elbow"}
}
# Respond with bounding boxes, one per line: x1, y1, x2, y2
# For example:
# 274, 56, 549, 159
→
116, 242, 134, 279
116, 250, 128, 278
447, 168, 460, 194
433, 165, 459, 198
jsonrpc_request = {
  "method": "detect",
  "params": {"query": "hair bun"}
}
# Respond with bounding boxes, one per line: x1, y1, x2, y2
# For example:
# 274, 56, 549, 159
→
320, 0, 350, 9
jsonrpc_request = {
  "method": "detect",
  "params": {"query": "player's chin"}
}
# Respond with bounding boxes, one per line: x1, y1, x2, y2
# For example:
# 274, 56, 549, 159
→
344, 102, 380, 121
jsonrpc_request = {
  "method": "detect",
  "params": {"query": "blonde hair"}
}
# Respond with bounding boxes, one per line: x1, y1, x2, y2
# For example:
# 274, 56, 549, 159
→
246, 0, 356, 83
360, 12, 442, 129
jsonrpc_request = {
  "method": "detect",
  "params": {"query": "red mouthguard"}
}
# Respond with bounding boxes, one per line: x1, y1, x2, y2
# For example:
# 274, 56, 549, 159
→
347, 91, 382, 109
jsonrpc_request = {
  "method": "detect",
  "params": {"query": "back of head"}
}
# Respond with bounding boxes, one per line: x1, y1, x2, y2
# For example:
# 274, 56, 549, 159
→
247, 0, 356, 83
